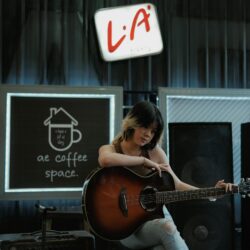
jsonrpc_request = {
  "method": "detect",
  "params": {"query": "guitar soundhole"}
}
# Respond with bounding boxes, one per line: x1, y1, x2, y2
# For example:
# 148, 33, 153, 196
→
140, 186, 157, 212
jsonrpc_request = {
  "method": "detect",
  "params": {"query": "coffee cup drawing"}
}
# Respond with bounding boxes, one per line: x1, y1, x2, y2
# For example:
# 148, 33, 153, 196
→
44, 107, 82, 151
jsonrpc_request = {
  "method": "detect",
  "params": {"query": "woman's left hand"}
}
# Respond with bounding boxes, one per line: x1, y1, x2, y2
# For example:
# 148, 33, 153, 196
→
215, 179, 234, 192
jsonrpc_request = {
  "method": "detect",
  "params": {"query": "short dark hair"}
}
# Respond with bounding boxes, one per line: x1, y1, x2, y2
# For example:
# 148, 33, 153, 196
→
114, 101, 164, 150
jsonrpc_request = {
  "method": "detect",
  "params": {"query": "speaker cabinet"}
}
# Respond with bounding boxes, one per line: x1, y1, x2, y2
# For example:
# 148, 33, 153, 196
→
241, 123, 250, 250
168, 122, 234, 250
0, 230, 95, 250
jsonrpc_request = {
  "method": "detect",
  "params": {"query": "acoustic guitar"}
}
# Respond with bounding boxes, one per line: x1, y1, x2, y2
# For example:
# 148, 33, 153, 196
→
82, 166, 250, 241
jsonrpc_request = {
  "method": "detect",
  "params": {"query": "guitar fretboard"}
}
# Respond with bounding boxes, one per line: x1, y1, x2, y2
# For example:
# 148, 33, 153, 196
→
156, 186, 239, 204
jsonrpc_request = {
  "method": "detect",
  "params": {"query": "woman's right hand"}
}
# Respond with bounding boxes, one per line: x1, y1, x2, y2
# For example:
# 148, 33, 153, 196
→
144, 158, 170, 177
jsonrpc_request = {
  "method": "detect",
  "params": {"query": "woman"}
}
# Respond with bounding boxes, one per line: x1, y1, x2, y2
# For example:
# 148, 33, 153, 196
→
98, 101, 233, 250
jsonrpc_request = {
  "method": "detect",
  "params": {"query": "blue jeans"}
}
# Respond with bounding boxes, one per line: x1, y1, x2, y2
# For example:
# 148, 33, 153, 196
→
120, 206, 189, 250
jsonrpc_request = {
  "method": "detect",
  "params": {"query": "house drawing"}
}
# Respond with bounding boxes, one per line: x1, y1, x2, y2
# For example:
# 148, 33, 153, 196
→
44, 107, 82, 151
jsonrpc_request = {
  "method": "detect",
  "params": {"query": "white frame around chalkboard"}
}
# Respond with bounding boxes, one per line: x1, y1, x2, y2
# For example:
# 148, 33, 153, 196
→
0, 85, 123, 200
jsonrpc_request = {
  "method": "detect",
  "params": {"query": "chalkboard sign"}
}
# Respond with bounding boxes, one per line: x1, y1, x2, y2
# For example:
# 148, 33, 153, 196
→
0, 85, 123, 200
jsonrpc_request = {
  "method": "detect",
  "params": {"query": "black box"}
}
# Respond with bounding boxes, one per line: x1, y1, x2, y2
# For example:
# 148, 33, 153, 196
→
0, 230, 95, 250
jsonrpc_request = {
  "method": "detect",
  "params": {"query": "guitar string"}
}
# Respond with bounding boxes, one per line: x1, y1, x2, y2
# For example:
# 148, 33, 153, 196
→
123, 188, 227, 205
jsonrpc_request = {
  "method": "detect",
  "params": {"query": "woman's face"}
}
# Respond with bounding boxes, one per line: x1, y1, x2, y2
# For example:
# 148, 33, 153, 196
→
132, 123, 157, 147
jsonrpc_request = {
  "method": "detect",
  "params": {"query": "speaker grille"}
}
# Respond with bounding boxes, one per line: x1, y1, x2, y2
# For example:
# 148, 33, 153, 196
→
241, 123, 250, 250
168, 122, 234, 250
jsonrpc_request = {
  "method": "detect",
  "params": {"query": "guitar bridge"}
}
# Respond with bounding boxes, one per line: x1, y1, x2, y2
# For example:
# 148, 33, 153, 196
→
119, 187, 128, 217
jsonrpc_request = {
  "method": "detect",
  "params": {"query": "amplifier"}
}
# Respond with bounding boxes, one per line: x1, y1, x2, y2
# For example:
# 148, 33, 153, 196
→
0, 230, 95, 250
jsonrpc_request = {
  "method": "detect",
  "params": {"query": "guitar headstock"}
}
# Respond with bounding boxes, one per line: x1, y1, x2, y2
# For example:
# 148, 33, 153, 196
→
239, 178, 250, 198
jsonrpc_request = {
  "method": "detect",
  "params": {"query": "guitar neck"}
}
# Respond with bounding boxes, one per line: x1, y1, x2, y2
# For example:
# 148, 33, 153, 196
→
157, 186, 239, 203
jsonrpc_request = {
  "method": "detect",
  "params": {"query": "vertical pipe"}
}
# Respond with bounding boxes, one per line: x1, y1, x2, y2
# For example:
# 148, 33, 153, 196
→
42, 0, 48, 84
167, 0, 172, 87
148, 56, 152, 91
63, 0, 68, 85
204, 0, 209, 88
242, 0, 247, 88
128, 60, 132, 90
0, 0, 2, 83
19, 0, 26, 84
83, 0, 89, 85
224, 0, 228, 88
186, 0, 190, 87
107, 62, 111, 86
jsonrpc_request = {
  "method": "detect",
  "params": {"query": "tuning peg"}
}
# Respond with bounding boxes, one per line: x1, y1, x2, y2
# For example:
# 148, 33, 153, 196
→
242, 194, 246, 198
247, 177, 250, 182
248, 194, 250, 198
241, 178, 245, 183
